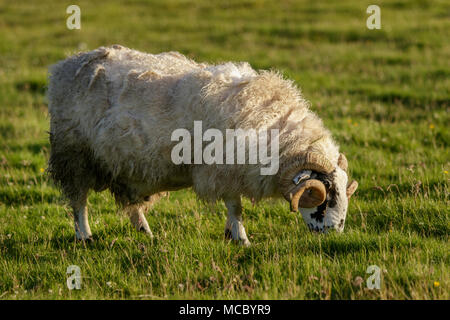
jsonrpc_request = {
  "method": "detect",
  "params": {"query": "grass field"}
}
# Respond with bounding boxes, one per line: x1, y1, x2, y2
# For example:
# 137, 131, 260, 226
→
0, 0, 448, 299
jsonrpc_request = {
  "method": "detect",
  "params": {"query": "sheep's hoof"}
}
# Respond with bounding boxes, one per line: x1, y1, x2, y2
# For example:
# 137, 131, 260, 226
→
76, 236, 94, 243
232, 238, 251, 247
139, 227, 154, 238
224, 230, 251, 247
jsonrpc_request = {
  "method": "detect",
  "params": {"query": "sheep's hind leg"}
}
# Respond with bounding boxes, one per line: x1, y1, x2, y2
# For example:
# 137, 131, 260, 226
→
224, 197, 251, 247
126, 203, 153, 237
71, 191, 93, 241
126, 192, 169, 236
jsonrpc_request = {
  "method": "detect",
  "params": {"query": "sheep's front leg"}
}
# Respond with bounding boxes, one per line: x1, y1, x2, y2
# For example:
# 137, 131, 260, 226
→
126, 204, 153, 237
72, 192, 93, 241
224, 197, 251, 247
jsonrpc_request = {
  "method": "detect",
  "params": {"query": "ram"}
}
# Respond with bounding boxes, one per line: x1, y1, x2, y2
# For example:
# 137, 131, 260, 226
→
47, 45, 358, 245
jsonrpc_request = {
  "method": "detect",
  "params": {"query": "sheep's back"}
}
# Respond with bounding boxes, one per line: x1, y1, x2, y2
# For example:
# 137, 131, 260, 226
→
47, 46, 204, 183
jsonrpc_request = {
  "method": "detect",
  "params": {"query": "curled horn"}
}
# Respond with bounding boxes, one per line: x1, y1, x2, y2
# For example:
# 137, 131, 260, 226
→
289, 179, 326, 211
280, 152, 334, 212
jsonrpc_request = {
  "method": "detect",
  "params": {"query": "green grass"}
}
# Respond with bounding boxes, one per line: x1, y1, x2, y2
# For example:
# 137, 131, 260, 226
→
0, 0, 448, 299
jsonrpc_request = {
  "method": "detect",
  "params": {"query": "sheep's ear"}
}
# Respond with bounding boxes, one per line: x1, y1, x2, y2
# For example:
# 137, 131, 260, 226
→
346, 180, 358, 198
338, 153, 348, 172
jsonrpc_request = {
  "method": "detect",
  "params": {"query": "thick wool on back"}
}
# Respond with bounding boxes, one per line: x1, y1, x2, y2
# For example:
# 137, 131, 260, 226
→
47, 45, 340, 204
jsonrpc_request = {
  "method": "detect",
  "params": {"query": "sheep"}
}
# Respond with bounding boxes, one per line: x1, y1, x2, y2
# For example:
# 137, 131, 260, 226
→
47, 45, 358, 245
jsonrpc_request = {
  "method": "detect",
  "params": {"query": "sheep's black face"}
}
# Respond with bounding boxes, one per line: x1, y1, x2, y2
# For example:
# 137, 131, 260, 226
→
299, 168, 352, 233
